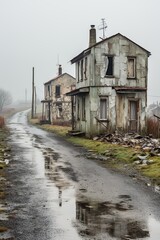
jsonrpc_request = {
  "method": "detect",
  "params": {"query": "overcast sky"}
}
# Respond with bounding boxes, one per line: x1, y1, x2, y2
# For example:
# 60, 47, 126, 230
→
0, 0, 159, 104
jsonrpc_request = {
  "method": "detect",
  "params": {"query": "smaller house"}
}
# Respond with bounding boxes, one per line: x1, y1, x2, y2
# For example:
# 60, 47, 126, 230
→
41, 65, 75, 125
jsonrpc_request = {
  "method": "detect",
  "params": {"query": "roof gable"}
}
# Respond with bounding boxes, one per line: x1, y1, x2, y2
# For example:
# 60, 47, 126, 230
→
44, 73, 75, 85
71, 33, 151, 64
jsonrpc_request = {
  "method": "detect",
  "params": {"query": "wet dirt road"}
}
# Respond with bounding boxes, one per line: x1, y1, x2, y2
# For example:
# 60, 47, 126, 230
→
2, 110, 160, 240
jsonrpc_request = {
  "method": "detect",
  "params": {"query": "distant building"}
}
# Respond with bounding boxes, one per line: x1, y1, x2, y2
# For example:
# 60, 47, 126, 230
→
41, 65, 75, 125
67, 25, 151, 137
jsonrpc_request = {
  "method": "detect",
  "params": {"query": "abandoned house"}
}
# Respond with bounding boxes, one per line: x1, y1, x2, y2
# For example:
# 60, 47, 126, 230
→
41, 65, 75, 125
66, 25, 151, 137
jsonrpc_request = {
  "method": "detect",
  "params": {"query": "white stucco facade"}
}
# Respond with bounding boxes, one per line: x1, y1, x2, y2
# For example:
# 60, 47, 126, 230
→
68, 31, 150, 137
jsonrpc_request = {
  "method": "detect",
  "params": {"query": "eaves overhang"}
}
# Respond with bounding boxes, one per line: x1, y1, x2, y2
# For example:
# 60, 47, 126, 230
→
114, 86, 147, 94
66, 87, 89, 96
71, 49, 91, 64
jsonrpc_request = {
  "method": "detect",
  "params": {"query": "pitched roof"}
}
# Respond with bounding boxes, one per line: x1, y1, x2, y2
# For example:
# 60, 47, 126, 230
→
44, 73, 75, 85
71, 33, 151, 64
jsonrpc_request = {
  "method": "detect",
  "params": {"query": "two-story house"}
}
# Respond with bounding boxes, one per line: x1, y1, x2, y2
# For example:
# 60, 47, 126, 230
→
41, 65, 75, 125
67, 25, 151, 137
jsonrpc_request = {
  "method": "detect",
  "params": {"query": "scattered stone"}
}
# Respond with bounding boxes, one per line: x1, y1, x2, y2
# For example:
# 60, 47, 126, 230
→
92, 132, 160, 156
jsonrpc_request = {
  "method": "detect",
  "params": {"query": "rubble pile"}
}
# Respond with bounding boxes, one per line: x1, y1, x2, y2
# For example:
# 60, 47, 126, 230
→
93, 133, 160, 156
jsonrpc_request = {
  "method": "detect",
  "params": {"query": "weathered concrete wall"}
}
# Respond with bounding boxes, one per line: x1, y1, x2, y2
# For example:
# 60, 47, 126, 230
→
74, 34, 149, 136
44, 74, 75, 123
51, 74, 75, 122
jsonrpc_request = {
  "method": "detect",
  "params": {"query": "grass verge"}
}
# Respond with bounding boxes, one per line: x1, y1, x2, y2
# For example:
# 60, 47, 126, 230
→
29, 119, 160, 185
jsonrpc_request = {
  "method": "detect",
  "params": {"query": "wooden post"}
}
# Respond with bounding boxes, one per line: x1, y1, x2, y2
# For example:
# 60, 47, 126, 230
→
34, 86, 36, 117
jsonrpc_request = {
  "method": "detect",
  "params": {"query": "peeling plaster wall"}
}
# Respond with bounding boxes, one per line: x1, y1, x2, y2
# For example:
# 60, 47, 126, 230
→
51, 74, 75, 122
44, 74, 75, 123
74, 34, 149, 136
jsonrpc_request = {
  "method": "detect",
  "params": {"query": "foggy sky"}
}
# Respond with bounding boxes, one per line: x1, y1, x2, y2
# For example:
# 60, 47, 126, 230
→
0, 0, 159, 104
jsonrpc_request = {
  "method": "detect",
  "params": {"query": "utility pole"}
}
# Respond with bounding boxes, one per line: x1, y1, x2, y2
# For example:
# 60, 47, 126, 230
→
31, 67, 35, 118
34, 86, 37, 117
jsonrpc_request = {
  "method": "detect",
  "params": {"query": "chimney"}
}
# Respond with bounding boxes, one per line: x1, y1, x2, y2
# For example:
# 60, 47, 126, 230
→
89, 25, 96, 47
58, 64, 62, 75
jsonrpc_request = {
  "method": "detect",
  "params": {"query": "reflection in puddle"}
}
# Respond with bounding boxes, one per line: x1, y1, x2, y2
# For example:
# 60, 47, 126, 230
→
148, 217, 160, 240
76, 198, 149, 239
43, 148, 72, 209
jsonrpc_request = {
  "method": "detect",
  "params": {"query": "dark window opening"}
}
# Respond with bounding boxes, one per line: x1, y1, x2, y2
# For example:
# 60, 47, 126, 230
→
77, 99, 80, 120
105, 56, 113, 76
81, 59, 83, 81
55, 85, 60, 97
84, 57, 87, 79
77, 62, 80, 82
82, 96, 86, 121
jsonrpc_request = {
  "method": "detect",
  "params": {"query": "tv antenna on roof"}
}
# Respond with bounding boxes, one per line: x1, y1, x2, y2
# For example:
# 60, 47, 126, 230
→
98, 18, 107, 39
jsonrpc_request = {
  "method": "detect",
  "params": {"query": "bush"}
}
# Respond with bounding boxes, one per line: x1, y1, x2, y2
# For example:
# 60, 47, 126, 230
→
146, 117, 159, 138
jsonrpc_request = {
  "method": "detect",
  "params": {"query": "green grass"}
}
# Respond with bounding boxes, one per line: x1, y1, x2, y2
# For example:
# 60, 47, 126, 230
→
29, 117, 160, 184
140, 157, 160, 180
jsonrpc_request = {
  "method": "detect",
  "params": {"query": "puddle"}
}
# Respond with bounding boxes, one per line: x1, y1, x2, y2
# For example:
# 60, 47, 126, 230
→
148, 217, 160, 240
7, 111, 160, 240
75, 197, 152, 239
154, 185, 160, 194
0, 212, 9, 221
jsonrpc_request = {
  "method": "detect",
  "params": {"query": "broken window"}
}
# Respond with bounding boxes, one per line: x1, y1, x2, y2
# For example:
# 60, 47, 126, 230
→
84, 57, 87, 80
127, 57, 136, 78
105, 56, 113, 76
100, 97, 108, 119
55, 85, 60, 97
82, 96, 86, 121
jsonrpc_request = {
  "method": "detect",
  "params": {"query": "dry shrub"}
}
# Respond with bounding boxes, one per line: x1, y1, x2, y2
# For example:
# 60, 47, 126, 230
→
0, 116, 5, 128
146, 117, 159, 138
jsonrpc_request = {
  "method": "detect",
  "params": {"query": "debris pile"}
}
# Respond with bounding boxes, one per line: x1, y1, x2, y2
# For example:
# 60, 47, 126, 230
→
93, 132, 160, 156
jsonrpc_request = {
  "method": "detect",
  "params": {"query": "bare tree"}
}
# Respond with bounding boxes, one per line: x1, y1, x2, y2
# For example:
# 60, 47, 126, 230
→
0, 88, 12, 113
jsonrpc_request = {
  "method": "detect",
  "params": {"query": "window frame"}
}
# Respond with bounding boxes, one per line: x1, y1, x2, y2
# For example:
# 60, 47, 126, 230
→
105, 55, 114, 77
84, 57, 88, 80
82, 96, 86, 121
81, 59, 84, 82
99, 97, 109, 120
77, 61, 80, 82
55, 85, 61, 98
127, 56, 136, 79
